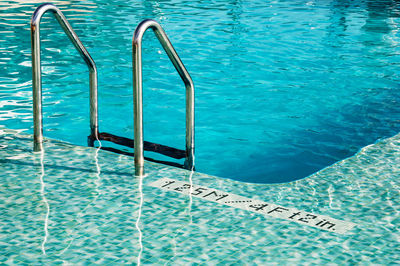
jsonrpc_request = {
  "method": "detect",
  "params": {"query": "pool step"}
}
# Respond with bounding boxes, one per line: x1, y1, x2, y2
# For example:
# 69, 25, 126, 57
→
89, 132, 187, 168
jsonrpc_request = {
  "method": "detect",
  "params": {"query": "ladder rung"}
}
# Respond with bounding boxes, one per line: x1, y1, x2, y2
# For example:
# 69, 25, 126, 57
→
94, 132, 186, 160
98, 146, 184, 168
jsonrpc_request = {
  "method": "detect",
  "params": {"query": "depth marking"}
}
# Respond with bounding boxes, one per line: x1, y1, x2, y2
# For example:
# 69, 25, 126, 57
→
149, 178, 356, 234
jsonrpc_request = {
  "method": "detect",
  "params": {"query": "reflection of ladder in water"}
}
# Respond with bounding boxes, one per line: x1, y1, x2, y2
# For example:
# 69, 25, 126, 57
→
30, 3, 194, 176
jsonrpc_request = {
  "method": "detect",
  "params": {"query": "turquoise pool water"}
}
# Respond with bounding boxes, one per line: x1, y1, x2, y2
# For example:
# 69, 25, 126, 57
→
1, 0, 400, 183
0, 128, 399, 263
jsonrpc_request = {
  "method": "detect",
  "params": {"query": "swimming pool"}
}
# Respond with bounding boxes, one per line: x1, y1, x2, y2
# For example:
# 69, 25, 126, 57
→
0, 128, 398, 263
1, 1, 400, 263
2, 0, 400, 184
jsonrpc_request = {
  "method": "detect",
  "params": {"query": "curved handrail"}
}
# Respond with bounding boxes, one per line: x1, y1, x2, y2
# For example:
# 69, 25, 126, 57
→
31, 3, 98, 151
132, 19, 195, 176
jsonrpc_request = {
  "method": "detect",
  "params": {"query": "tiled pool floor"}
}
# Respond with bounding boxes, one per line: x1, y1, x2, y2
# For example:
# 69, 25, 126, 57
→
0, 128, 399, 264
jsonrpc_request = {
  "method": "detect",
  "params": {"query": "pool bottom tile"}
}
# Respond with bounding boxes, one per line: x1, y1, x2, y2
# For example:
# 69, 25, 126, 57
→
0, 129, 399, 264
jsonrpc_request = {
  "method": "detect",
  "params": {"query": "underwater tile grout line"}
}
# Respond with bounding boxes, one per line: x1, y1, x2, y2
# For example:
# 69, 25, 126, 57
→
30, 3, 195, 176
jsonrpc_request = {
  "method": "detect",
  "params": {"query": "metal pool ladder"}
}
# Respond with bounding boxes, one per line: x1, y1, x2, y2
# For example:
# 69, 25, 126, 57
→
30, 3, 195, 176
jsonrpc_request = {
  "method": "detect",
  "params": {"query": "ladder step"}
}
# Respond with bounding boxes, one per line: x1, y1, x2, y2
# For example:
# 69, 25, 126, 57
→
94, 132, 186, 160
98, 146, 184, 168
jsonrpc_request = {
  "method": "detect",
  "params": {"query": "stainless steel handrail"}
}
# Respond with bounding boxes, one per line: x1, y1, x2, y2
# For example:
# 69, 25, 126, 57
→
132, 19, 195, 176
31, 3, 98, 152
